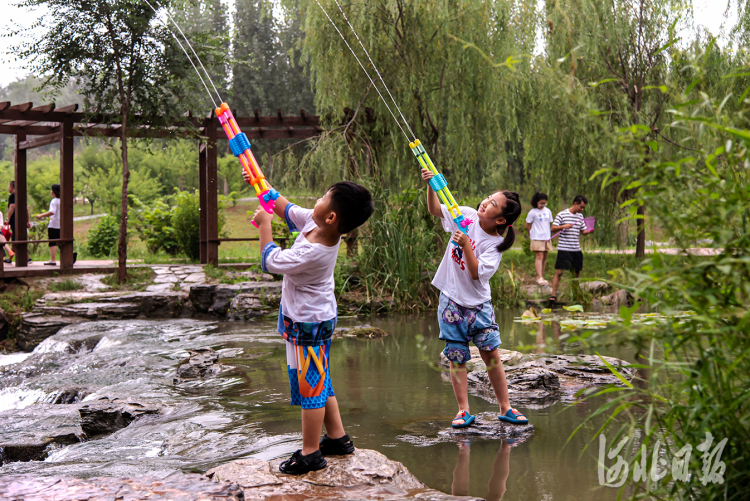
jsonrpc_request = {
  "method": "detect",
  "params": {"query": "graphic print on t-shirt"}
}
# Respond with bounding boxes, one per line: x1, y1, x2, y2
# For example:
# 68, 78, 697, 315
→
450, 237, 477, 269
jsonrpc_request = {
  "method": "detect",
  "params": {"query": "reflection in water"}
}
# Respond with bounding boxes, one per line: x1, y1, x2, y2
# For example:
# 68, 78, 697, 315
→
452, 439, 510, 501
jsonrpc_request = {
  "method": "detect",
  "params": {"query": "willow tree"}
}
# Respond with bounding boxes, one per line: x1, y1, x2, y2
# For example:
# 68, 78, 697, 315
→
290, 0, 539, 195
15, 0, 220, 281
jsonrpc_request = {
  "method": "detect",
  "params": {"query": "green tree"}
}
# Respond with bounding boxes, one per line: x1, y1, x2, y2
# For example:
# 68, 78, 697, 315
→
14, 0, 220, 282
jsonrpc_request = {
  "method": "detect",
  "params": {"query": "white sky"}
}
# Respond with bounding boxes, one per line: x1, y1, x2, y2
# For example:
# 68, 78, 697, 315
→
0, 0, 738, 88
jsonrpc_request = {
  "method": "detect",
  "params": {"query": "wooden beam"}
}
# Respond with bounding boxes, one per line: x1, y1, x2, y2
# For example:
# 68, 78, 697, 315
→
55, 104, 79, 113
206, 115, 219, 266
31, 103, 56, 113
199, 133, 208, 264
0, 102, 10, 111
277, 109, 284, 121
13, 132, 29, 267
8, 102, 33, 112
0, 125, 60, 135
19, 133, 61, 150
59, 116, 75, 269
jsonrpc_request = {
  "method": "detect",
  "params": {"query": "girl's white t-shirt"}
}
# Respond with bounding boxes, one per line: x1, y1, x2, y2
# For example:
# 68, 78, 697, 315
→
431, 205, 505, 308
262, 205, 341, 322
525, 207, 552, 240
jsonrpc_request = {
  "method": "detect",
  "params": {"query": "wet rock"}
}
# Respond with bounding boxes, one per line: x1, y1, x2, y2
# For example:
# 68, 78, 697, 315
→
579, 280, 611, 295
174, 348, 222, 383
37, 301, 141, 320
521, 283, 553, 299
79, 398, 160, 437
0, 474, 244, 501
189, 284, 217, 313
44, 388, 89, 405
207, 448, 473, 500
218, 282, 281, 318
439, 347, 635, 409
0, 405, 84, 465
595, 289, 634, 307
16, 313, 86, 351
399, 412, 535, 447
332, 324, 389, 339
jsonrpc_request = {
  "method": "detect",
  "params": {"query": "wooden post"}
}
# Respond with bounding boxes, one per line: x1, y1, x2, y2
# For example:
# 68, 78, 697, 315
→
59, 117, 75, 269
206, 115, 219, 265
199, 141, 207, 264
14, 132, 29, 267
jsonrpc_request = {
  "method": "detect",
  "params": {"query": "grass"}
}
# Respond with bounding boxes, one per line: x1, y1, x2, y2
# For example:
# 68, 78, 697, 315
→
100, 267, 156, 291
47, 278, 84, 292
0, 288, 45, 346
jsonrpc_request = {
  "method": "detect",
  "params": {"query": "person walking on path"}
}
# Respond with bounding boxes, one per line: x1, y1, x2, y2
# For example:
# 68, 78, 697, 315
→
549, 195, 593, 302
525, 192, 553, 286
35, 184, 61, 266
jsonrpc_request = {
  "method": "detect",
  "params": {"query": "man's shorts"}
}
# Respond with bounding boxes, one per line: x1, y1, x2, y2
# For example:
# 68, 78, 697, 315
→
438, 292, 501, 364
555, 250, 583, 272
530, 239, 553, 252
48, 227, 60, 247
286, 340, 334, 409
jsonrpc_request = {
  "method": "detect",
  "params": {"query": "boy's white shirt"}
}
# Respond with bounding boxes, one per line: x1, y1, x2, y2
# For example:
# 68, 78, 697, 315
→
431, 205, 504, 308
48, 198, 60, 229
263, 205, 340, 322
525, 207, 553, 240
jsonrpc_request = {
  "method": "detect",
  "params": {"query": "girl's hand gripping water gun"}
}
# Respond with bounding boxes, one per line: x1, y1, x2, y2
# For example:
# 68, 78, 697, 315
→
215, 103, 279, 228
410, 139, 472, 245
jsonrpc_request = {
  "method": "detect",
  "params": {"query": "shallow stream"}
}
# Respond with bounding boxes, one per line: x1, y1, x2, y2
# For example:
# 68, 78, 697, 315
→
0, 312, 629, 500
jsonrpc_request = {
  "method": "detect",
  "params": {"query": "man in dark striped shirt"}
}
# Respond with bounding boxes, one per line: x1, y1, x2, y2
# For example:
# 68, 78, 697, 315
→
550, 195, 593, 301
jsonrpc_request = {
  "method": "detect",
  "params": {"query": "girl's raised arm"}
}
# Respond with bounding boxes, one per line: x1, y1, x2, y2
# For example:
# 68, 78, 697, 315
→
421, 169, 444, 218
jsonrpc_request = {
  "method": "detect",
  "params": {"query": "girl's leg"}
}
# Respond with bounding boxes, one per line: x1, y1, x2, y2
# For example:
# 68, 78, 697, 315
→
452, 442, 471, 496
478, 349, 526, 421
541, 251, 548, 276
533, 251, 544, 279
450, 361, 470, 424
50, 245, 57, 262
322, 396, 346, 440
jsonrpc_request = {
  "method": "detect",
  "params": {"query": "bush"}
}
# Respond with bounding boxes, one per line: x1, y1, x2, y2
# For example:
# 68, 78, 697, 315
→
132, 197, 179, 255
86, 215, 119, 257
172, 190, 201, 260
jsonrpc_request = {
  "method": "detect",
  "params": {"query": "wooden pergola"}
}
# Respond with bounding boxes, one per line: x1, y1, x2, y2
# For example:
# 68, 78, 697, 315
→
0, 101, 321, 277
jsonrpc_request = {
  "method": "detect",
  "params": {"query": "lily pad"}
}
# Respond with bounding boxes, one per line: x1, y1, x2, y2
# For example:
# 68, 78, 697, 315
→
563, 305, 584, 312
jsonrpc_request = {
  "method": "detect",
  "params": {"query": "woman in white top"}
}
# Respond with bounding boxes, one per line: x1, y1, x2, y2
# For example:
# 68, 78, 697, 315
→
525, 192, 553, 285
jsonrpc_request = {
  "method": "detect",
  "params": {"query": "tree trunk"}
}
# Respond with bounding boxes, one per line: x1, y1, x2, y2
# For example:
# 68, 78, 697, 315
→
90, 201, 94, 215
635, 204, 646, 258
224, 176, 229, 196
117, 117, 131, 284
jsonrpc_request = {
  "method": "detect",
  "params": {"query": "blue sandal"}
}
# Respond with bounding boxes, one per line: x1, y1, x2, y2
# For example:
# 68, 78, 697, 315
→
498, 408, 528, 424
452, 410, 476, 428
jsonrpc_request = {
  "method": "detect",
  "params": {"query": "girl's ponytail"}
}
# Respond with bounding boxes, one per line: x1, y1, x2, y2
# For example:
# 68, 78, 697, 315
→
496, 191, 522, 253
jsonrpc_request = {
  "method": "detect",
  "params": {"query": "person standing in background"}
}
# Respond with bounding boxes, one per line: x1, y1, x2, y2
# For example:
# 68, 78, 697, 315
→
35, 184, 61, 266
525, 192, 553, 286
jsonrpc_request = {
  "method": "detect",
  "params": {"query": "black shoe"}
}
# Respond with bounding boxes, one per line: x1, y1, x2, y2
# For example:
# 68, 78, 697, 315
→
319, 434, 355, 456
279, 449, 327, 475
3, 258, 10, 264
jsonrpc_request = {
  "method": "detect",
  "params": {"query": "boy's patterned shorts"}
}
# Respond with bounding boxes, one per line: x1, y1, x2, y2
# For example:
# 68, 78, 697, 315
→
286, 340, 334, 409
438, 292, 501, 364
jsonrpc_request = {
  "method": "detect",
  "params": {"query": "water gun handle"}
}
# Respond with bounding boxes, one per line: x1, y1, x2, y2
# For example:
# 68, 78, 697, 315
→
250, 189, 281, 228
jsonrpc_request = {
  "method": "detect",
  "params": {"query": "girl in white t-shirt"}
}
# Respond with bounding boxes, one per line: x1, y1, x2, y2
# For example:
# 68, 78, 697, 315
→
421, 169, 529, 428
524, 192, 553, 285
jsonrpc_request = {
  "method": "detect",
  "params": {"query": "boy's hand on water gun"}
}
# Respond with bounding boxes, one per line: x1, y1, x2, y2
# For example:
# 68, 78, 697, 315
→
253, 205, 273, 226
452, 230, 469, 248
420, 169, 434, 183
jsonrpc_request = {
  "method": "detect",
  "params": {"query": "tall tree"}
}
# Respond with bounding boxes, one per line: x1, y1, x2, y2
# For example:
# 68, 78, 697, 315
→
15, 0, 219, 281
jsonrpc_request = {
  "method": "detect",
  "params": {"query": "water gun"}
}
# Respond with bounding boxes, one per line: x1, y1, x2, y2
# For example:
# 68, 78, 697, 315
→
409, 139, 472, 245
215, 103, 279, 228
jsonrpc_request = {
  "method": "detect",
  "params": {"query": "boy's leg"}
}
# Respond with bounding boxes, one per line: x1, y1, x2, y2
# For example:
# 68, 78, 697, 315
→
301, 407, 326, 455
50, 245, 57, 262
551, 269, 563, 297
322, 395, 346, 439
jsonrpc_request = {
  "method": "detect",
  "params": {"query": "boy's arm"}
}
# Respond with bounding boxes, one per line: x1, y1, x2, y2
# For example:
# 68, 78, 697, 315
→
242, 170, 290, 219
254, 206, 274, 251
421, 169, 444, 218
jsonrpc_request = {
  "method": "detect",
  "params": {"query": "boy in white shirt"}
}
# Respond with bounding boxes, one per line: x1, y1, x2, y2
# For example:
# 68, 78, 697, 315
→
35, 184, 61, 266
253, 181, 374, 475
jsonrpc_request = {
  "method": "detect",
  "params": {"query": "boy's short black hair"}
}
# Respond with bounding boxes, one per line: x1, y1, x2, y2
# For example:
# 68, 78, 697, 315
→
51, 184, 61, 197
327, 181, 374, 234
573, 194, 588, 205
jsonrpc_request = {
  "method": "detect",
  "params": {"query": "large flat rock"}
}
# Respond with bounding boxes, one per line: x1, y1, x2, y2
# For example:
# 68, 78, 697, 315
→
189, 282, 282, 317
15, 314, 85, 351
0, 474, 244, 501
207, 448, 476, 500
399, 412, 535, 447
439, 347, 636, 409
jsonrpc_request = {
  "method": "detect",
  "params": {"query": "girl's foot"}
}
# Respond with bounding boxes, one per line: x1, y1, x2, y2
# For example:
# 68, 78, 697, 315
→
451, 410, 476, 428
498, 408, 528, 424
536, 278, 549, 286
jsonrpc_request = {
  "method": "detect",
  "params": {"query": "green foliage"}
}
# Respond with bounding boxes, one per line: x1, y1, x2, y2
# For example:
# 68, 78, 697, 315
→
172, 190, 202, 261
0, 289, 45, 336
359, 188, 438, 309
86, 215, 120, 258
564, 52, 750, 499
132, 198, 180, 255
47, 279, 84, 292
490, 263, 524, 308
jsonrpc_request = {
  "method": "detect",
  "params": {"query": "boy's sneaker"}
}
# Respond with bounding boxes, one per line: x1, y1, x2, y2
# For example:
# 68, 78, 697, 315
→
319, 434, 355, 456
279, 449, 327, 475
